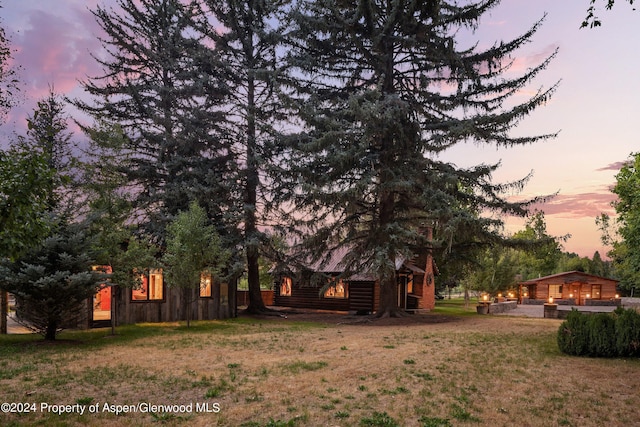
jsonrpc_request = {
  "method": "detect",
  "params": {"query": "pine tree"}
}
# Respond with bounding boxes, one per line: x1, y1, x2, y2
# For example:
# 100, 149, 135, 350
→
20, 88, 75, 211
287, 0, 558, 317
80, 121, 158, 291
0, 220, 104, 340
199, 0, 291, 313
76, 0, 235, 239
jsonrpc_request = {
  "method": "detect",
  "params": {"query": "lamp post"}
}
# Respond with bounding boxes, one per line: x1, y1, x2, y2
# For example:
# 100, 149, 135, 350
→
544, 295, 558, 319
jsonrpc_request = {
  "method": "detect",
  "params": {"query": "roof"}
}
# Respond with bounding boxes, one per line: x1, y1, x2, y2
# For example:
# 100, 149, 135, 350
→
518, 271, 619, 285
304, 246, 426, 281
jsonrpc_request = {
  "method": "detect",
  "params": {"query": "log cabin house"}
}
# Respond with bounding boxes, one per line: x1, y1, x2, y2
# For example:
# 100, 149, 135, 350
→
273, 247, 437, 314
518, 271, 619, 306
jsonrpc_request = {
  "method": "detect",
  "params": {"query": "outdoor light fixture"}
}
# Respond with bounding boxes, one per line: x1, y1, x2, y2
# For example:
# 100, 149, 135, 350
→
482, 294, 488, 301
615, 294, 620, 299
548, 296, 554, 304
586, 293, 590, 299
569, 293, 573, 298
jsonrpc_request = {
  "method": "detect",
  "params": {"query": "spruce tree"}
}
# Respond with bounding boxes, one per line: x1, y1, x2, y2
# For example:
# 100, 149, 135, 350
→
0, 220, 104, 341
21, 88, 76, 211
76, 0, 234, 239
200, 0, 291, 313
287, 0, 558, 316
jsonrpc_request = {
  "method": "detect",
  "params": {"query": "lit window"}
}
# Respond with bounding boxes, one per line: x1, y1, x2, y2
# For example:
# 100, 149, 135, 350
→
324, 279, 347, 299
548, 284, 563, 299
200, 271, 212, 298
592, 285, 601, 299
131, 268, 164, 301
280, 277, 292, 296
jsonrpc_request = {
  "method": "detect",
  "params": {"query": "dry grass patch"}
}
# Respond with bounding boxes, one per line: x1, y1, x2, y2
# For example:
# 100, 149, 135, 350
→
1, 310, 639, 426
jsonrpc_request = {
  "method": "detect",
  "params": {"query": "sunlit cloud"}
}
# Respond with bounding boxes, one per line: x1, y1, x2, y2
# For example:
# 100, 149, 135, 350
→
532, 191, 617, 219
596, 161, 628, 172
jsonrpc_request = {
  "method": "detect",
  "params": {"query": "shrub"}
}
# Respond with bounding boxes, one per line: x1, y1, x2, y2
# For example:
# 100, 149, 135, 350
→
587, 313, 616, 357
557, 309, 589, 356
614, 308, 640, 357
557, 308, 640, 358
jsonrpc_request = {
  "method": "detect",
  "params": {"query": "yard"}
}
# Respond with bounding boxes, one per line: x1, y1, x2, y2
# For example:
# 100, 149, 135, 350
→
1, 300, 639, 427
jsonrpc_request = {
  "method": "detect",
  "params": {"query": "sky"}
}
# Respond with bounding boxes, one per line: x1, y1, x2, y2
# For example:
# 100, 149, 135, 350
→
1, 0, 638, 258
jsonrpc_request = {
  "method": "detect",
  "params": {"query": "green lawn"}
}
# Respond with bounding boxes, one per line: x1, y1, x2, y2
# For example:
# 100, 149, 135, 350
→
1, 309, 639, 427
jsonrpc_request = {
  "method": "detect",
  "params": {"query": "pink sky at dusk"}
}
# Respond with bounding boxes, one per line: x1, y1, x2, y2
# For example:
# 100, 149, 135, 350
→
1, 0, 638, 258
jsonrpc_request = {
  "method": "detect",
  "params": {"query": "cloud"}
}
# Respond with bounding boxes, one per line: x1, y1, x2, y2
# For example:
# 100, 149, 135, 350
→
2, 2, 106, 138
510, 44, 558, 74
531, 191, 617, 219
13, 8, 103, 96
596, 161, 628, 172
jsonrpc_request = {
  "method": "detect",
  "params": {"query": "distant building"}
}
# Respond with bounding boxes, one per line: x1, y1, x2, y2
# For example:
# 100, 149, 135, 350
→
518, 271, 619, 306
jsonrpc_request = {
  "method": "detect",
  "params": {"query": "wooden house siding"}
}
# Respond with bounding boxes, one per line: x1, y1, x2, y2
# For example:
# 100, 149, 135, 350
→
113, 282, 236, 326
274, 284, 351, 311
347, 281, 376, 312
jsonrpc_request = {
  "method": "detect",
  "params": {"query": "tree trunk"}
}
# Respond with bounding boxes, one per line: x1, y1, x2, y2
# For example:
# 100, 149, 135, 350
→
183, 287, 192, 328
244, 49, 268, 315
376, 273, 408, 318
1, 290, 7, 334
245, 245, 267, 314
45, 322, 56, 341
373, 186, 406, 318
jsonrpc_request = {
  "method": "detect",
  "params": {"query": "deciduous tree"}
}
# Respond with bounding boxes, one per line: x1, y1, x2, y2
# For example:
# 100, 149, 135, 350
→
162, 201, 229, 327
598, 152, 640, 295
0, 146, 54, 333
582, 0, 636, 28
0, 4, 20, 122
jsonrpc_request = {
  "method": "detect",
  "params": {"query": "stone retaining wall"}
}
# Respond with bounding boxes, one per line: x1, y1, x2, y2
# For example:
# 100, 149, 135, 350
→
488, 301, 517, 314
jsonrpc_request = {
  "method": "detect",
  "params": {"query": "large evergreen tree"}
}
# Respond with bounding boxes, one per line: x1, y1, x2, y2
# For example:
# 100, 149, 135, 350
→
200, 0, 290, 313
76, 0, 234, 240
286, 0, 558, 316
80, 121, 158, 290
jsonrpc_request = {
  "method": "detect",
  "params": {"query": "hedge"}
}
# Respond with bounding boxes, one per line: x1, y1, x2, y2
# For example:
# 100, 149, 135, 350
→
557, 308, 640, 357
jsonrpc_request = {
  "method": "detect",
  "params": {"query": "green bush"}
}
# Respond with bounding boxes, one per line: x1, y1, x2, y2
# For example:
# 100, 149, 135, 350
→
557, 309, 589, 356
558, 308, 640, 358
587, 313, 616, 357
614, 308, 640, 357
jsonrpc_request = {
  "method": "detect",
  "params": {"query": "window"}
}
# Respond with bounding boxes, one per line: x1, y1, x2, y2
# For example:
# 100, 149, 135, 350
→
324, 279, 347, 299
131, 268, 164, 301
200, 271, 212, 298
399, 274, 413, 294
280, 277, 292, 297
548, 284, 563, 299
592, 284, 601, 299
